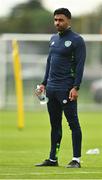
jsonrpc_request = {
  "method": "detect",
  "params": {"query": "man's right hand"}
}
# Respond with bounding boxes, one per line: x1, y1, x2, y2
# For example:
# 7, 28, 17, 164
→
35, 84, 45, 96
39, 84, 45, 93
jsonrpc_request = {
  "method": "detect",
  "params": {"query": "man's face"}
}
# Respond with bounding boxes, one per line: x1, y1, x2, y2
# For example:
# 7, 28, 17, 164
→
54, 14, 71, 32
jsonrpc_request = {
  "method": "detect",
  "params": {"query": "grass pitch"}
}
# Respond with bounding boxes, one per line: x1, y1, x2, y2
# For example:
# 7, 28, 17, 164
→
0, 110, 102, 179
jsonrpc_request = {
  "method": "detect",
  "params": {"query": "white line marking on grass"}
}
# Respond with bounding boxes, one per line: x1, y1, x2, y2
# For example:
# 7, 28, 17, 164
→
29, 171, 102, 175
0, 179, 102, 180
1, 179, 102, 180
1, 171, 102, 176
0, 150, 29, 154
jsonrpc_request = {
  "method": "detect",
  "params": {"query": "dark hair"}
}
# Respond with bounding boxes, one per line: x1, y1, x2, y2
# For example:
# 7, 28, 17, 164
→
54, 8, 71, 19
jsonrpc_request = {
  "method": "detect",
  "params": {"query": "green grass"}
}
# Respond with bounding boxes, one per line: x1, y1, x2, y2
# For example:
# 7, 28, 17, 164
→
0, 110, 102, 179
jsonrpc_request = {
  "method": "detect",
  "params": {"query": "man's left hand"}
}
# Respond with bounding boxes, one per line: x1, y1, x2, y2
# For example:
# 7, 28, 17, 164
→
69, 88, 78, 101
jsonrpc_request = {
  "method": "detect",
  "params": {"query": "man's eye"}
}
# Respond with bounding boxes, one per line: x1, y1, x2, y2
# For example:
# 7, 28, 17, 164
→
59, 19, 64, 22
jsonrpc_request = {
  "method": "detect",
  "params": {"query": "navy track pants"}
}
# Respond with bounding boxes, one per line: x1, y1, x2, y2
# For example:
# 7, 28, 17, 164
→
46, 89, 82, 160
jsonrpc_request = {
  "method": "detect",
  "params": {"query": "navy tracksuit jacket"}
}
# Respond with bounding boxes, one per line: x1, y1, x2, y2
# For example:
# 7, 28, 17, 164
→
42, 28, 86, 160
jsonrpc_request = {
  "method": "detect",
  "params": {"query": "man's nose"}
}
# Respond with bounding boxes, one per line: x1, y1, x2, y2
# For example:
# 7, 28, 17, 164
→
56, 21, 60, 26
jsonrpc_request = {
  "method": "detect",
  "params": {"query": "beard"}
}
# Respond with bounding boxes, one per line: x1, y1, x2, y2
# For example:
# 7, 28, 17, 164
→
55, 25, 67, 32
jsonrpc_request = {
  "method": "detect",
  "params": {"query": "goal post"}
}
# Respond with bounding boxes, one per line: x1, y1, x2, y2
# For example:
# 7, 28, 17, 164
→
0, 41, 6, 109
0, 33, 102, 112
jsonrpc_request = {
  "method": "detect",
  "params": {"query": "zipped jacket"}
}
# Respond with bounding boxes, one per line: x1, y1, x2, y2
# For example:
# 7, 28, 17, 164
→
42, 28, 86, 91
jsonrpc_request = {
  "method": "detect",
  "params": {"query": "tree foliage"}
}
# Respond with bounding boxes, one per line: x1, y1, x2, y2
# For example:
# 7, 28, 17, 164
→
0, 0, 54, 33
0, 0, 102, 34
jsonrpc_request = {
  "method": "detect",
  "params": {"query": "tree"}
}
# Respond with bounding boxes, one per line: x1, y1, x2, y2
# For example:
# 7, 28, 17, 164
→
0, 0, 54, 33
0, 1, 102, 34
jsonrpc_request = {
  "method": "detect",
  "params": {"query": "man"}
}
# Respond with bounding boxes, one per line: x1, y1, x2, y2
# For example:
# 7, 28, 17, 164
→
35, 8, 86, 168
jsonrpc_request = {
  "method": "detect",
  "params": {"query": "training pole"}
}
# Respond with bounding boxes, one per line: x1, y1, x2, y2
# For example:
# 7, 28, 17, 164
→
12, 39, 24, 129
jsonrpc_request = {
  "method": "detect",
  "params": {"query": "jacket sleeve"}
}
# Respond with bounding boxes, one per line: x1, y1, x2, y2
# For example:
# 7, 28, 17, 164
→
41, 53, 51, 86
73, 36, 86, 89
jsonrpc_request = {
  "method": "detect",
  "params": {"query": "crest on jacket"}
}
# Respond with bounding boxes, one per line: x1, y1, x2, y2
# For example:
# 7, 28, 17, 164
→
64, 41, 72, 47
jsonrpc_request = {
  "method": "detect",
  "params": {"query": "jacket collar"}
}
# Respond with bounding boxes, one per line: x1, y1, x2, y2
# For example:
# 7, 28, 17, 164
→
58, 27, 71, 37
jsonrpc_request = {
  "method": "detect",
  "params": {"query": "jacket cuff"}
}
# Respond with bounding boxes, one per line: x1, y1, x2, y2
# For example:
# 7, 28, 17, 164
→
41, 81, 46, 86
73, 86, 80, 90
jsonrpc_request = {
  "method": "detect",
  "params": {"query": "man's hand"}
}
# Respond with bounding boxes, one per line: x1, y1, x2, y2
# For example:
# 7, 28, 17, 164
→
35, 84, 45, 96
69, 88, 78, 101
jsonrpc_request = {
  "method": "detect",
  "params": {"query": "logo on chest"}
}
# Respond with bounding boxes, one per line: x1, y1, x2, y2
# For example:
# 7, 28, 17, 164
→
64, 41, 72, 47
51, 41, 55, 46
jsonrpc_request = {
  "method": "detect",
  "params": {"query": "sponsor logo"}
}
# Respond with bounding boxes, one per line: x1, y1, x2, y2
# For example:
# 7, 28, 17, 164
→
64, 41, 72, 47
